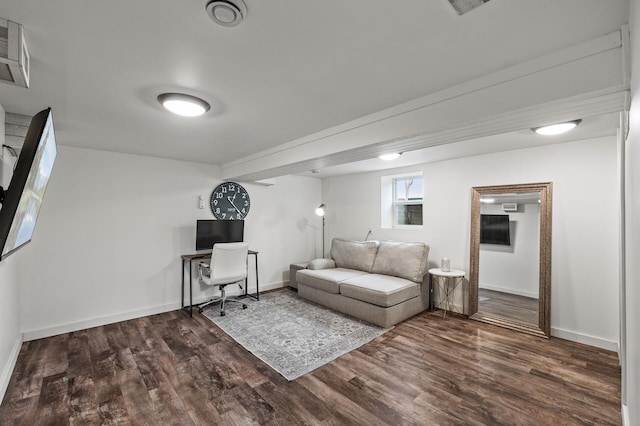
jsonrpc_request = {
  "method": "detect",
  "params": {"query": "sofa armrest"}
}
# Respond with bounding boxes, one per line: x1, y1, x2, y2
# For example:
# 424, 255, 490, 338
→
307, 258, 336, 270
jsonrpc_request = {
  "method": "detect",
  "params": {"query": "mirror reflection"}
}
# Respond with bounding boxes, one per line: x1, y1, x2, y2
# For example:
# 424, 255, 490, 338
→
478, 192, 541, 326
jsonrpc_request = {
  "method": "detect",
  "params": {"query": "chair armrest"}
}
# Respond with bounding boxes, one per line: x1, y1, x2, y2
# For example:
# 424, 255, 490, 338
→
198, 262, 211, 280
307, 258, 336, 270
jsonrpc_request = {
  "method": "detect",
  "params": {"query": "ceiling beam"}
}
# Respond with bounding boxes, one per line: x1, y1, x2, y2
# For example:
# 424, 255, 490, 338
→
223, 30, 627, 182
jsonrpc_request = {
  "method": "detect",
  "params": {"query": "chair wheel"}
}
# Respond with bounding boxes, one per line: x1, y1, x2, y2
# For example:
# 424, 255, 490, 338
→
220, 311, 225, 316
242, 304, 248, 309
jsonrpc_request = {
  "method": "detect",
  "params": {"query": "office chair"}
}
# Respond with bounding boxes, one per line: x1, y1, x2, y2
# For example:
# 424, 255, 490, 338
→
197, 242, 249, 316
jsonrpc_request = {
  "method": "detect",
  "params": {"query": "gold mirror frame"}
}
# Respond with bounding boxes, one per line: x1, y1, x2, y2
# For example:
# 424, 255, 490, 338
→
469, 182, 552, 338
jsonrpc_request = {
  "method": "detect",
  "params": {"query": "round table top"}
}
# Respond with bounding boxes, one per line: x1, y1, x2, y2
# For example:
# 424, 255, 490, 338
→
429, 267, 465, 277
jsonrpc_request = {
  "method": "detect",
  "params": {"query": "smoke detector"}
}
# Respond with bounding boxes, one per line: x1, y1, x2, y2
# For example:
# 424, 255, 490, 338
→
205, 0, 247, 27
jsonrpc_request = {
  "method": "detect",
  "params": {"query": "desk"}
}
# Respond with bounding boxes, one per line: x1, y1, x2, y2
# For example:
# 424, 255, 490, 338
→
181, 250, 259, 317
429, 268, 464, 319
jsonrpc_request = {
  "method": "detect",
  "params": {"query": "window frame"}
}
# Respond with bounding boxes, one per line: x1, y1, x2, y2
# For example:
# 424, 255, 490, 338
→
381, 171, 424, 230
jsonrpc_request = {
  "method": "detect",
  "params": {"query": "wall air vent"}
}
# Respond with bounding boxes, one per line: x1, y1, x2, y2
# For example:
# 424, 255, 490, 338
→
0, 19, 29, 88
502, 203, 518, 212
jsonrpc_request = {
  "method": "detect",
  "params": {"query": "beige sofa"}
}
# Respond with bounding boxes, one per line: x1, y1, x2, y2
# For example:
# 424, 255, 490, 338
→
294, 238, 430, 328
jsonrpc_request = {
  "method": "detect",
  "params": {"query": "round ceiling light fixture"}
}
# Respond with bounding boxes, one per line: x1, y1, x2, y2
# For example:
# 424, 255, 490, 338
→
379, 152, 402, 161
532, 119, 582, 136
157, 93, 211, 117
205, 0, 247, 27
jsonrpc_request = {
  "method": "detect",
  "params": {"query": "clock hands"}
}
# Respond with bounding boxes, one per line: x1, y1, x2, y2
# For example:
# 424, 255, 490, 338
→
227, 193, 243, 215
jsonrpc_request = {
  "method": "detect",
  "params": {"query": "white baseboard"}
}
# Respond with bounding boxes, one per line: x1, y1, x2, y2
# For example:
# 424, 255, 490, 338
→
479, 284, 538, 299
551, 327, 618, 352
622, 404, 629, 426
23, 281, 287, 341
0, 334, 23, 403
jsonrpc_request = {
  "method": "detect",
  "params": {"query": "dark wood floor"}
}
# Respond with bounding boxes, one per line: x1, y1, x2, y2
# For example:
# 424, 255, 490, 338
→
0, 294, 621, 425
479, 288, 539, 325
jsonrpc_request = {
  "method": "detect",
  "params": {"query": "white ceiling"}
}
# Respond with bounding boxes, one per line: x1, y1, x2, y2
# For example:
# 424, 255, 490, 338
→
0, 0, 629, 176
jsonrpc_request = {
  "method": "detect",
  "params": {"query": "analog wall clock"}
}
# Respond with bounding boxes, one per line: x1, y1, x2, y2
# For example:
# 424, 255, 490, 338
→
210, 182, 251, 220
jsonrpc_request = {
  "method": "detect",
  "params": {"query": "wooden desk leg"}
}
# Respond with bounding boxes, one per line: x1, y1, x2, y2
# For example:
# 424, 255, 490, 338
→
189, 260, 193, 317
255, 253, 259, 301
181, 259, 185, 310
244, 253, 260, 301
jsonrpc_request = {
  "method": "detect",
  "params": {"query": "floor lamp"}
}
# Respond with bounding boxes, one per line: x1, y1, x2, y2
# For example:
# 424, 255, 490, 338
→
315, 204, 326, 257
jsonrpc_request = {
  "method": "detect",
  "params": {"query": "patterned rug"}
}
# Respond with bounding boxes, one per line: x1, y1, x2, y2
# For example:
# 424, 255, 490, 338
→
201, 289, 390, 381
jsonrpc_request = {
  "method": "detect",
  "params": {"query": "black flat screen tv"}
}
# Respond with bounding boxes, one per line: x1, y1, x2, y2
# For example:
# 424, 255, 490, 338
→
480, 214, 511, 246
0, 108, 57, 260
196, 219, 244, 251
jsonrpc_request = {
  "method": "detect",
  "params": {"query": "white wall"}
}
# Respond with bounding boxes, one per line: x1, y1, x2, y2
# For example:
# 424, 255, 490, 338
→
0, 105, 22, 398
322, 136, 619, 349
16, 146, 321, 339
479, 203, 540, 298
625, 2, 640, 424
0, 254, 21, 400
0, 102, 22, 399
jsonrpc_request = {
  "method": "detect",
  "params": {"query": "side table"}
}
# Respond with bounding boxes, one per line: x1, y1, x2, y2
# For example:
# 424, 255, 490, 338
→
429, 268, 465, 319
289, 262, 308, 289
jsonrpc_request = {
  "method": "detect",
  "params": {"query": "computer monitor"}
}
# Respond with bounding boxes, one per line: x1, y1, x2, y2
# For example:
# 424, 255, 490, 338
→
195, 219, 244, 251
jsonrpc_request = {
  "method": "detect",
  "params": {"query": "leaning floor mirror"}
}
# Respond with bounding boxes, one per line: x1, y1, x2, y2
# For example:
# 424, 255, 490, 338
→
468, 182, 552, 338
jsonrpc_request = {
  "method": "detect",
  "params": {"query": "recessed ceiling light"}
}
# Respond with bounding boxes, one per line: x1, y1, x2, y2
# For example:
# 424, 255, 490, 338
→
379, 153, 402, 161
532, 119, 582, 136
205, 0, 247, 27
157, 93, 211, 117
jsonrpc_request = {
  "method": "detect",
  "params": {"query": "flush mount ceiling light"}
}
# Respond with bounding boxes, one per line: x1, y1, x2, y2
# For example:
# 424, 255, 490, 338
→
532, 119, 582, 136
206, 0, 247, 27
379, 152, 402, 161
157, 93, 211, 117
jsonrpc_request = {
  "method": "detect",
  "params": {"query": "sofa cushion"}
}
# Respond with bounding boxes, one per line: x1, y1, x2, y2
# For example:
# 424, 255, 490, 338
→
330, 238, 379, 272
296, 268, 368, 294
307, 258, 336, 270
339, 274, 421, 308
371, 241, 430, 283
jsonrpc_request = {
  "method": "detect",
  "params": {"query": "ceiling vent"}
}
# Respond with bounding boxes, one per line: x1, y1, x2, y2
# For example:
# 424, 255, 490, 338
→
448, 0, 491, 15
502, 203, 518, 212
205, 0, 247, 27
0, 19, 29, 88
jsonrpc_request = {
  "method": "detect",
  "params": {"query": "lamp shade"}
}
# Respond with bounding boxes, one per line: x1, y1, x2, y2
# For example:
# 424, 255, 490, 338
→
315, 204, 326, 216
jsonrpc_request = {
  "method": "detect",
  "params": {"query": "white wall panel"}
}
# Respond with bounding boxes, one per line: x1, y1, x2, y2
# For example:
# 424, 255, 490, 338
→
624, 1, 640, 423
16, 146, 321, 338
322, 137, 619, 348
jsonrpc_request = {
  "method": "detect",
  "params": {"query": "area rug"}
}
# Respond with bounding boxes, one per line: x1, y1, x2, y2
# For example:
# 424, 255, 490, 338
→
201, 289, 390, 381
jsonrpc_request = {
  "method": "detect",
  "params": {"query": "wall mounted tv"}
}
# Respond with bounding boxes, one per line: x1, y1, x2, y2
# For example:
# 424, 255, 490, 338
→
480, 214, 511, 246
0, 107, 56, 260
196, 219, 244, 251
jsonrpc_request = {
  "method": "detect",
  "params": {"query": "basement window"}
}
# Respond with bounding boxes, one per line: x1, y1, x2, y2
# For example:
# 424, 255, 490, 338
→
381, 172, 424, 229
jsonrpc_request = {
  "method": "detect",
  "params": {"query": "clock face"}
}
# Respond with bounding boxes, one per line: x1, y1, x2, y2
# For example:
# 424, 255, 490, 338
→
210, 182, 250, 220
